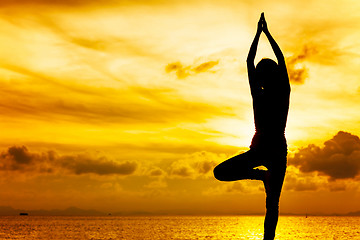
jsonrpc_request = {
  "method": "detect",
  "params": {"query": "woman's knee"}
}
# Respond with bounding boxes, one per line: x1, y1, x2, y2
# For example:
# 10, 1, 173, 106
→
213, 152, 253, 181
213, 164, 226, 181
213, 162, 239, 181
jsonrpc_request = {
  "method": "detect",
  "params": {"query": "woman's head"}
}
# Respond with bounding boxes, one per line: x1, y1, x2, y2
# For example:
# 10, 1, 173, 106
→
255, 58, 279, 89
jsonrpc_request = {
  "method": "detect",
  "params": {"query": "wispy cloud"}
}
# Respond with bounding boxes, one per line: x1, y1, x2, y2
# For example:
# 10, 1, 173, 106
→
169, 151, 227, 179
0, 72, 235, 125
165, 60, 219, 79
286, 45, 316, 84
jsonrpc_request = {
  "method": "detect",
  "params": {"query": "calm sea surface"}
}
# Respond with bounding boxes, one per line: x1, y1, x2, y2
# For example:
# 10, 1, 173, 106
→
0, 216, 359, 239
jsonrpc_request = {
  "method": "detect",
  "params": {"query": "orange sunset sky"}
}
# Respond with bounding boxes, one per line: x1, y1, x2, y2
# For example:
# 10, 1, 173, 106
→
0, 0, 360, 215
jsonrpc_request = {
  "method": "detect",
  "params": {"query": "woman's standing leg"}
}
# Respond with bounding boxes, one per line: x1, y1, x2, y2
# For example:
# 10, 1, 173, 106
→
263, 156, 287, 240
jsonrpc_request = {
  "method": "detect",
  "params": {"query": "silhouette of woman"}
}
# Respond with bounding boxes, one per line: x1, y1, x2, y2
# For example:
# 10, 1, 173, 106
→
213, 13, 290, 240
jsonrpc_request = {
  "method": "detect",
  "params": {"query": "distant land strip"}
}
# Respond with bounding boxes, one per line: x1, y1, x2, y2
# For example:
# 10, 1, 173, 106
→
0, 206, 359, 216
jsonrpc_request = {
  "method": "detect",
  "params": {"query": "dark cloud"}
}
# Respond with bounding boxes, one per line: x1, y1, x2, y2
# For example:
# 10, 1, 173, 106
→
0, 146, 137, 176
59, 156, 137, 175
0, 146, 36, 171
289, 131, 360, 180
165, 60, 219, 79
6, 146, 33, 164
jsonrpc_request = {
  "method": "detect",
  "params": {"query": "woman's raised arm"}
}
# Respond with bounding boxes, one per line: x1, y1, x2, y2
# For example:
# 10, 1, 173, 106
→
261, 13, 290, 88
261, 13, 285, 66
247, 15, 263, 94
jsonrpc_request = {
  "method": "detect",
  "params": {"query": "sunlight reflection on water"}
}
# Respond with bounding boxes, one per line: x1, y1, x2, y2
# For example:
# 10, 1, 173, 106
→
0, 216, 359, 239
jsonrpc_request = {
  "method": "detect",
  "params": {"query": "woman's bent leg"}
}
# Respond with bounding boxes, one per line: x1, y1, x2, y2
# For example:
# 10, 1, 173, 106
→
213, 149, 265, 182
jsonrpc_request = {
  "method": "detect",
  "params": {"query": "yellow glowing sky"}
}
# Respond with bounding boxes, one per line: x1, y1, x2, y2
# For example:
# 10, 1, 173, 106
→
1, 0, 360, 215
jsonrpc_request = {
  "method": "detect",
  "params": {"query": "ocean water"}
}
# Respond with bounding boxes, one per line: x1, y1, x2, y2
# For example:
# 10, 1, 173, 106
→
0, 215, 359, 239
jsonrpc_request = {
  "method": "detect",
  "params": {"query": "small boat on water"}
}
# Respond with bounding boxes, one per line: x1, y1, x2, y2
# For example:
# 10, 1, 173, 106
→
19, 213, 28, 216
